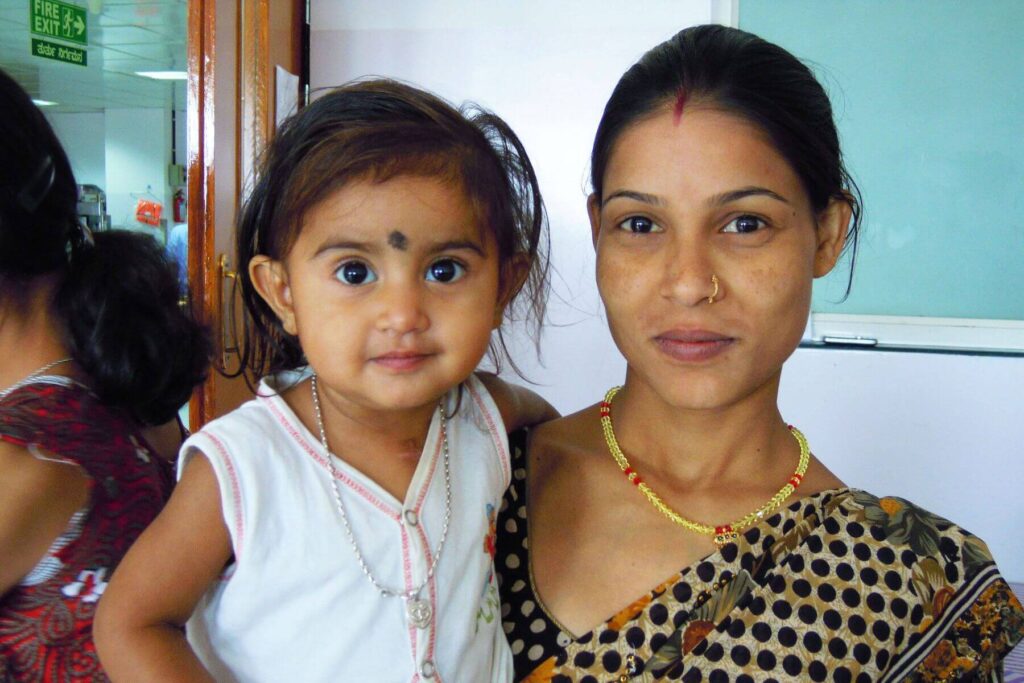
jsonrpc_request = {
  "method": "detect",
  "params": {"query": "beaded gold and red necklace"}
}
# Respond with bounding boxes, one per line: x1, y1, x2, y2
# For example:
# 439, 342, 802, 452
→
599, 386, 810, 547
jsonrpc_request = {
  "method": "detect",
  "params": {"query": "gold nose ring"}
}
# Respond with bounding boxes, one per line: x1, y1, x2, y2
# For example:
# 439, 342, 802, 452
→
708, 274, 719, 304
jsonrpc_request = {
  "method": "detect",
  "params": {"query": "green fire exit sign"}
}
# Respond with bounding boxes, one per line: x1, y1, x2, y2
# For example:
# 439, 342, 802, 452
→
30, 0, 87, 47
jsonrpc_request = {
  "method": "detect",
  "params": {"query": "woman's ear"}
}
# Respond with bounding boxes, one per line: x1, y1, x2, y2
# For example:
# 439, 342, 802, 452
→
587, 193, 602, 248
813, 195, 852, 278
249, 255, 297, 334
494, 253, 531, 328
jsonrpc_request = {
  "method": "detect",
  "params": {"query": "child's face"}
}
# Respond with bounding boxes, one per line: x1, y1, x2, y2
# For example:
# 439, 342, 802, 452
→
254, 175, 504, 414
589, 106, 848, 411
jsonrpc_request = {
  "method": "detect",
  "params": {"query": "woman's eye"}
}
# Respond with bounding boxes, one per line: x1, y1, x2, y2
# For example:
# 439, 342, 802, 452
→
722, 215, 766, 234
617, 216, 659, 234
335, 260, 377, 285
425, 259, 466, 283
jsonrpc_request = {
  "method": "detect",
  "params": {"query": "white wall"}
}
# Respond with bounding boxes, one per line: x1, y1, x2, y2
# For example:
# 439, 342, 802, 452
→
48, 108, 173, 241
311, 0, 1023, 581
780, 348, 1024, 581
46, 112, 106, 189
104, 107, 172, 241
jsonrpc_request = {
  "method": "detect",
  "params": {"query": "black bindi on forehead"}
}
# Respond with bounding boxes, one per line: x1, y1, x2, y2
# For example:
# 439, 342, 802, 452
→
387, 230, 408, 251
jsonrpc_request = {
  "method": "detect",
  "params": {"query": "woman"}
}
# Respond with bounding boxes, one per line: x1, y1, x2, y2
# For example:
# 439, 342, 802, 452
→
0, 70, 211, 681
496, 25, 1023, 681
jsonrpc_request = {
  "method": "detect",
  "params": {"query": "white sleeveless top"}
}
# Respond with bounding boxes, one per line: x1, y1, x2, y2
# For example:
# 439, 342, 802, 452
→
179, 371, 513, 683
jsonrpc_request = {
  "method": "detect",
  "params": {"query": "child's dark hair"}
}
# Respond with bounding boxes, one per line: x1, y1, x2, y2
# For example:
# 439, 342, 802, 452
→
0, 68, 212, 425
591, 25, 862, 294
235, 78, 549, 383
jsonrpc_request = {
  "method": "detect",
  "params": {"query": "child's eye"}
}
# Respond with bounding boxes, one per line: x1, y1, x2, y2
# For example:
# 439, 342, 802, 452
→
722, 215, 766, 234
616, 216, 661, 234
335, 260, 377, 285
425, 258, 466, 283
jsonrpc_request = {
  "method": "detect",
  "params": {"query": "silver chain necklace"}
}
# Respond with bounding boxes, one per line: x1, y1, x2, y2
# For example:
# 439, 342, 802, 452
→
0, 358, 73, 400
310, 374, 452, 630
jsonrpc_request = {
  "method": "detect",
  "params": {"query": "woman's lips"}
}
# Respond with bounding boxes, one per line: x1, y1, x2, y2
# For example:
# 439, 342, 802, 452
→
370, 351, 433, 371
653, 330, 735, 362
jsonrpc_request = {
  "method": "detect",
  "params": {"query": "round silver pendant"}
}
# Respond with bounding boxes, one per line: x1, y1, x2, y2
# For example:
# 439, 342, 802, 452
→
406, 597, 432, 629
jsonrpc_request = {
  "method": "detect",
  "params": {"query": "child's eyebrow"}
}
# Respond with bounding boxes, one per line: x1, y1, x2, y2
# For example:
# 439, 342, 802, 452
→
312, 238, 487, 258
311, 239, 381, 258
427, 239, 487, 257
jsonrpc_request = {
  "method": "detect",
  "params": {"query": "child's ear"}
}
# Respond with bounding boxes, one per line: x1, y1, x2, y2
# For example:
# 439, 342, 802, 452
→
494, 253, 531, 328
813, 195, 852, 278
587, 193, 601, 248
249, 255, 297, 335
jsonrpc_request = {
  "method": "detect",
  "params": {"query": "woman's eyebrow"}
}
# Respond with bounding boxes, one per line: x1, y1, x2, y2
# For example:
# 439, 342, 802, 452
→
602, 189, 664, 208
709, 186, 790, 206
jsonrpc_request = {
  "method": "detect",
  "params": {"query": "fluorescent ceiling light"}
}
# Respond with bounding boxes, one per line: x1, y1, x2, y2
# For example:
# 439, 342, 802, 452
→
33, 99, 58, 106
136, 71, 187, 80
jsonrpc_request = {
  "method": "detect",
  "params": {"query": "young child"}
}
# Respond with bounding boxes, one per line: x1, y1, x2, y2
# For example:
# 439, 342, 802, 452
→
95, 79, 553, 682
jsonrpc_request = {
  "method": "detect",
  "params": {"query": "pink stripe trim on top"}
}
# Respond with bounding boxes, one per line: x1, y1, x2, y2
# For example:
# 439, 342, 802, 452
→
467, 380, 510, 483
400, 523, 419, 668
414, 416, 443, 511
415, 521, 440, 667
260, 392, 400, 521
203, 432, 245, 559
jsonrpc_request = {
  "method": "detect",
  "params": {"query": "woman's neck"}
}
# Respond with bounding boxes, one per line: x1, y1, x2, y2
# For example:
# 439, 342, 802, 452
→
0, 277, 72, 390
607, 368, 794, 488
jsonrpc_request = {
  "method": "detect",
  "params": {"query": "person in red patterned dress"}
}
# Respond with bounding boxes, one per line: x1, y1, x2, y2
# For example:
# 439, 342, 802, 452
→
0, 69, 211, 682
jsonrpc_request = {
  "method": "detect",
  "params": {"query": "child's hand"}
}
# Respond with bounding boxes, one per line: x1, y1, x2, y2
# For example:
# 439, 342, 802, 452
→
476, 372, 559, 432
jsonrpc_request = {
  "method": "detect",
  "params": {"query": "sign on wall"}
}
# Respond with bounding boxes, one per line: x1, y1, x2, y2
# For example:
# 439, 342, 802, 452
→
29, 0, 87, 67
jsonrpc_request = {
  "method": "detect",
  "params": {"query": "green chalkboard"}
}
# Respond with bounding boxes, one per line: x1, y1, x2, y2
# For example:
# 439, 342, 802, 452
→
741, 0, 1024, 321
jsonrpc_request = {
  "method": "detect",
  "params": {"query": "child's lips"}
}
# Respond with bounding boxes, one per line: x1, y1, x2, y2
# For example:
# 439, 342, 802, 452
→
370, 351, 434, 370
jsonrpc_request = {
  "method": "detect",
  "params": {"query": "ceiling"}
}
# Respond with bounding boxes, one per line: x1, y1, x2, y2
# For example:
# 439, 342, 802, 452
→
0, 0, 187, 113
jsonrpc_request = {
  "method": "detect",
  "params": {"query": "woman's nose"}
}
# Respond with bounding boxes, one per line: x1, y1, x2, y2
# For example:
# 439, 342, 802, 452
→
659, 236, 719, 306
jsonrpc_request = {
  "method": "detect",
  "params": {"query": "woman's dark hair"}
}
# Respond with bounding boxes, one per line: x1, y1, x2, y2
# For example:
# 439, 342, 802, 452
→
0, 72, 81, 275
235, 78, 549, 384
591, 25, 862, 292
0, 69, 212, 425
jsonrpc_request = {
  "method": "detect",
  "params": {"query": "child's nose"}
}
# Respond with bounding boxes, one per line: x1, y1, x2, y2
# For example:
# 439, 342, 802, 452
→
375, 283, 430, 335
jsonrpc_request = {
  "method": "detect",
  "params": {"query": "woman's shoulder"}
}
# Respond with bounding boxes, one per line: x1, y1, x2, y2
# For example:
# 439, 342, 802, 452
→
513, 404, 603, 460
1, 378, 138, 457
2, 377, 109, 424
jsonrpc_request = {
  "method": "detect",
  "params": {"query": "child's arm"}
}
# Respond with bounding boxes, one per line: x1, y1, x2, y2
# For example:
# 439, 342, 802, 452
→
94, 453, 231, 682
476, 372, 560, 431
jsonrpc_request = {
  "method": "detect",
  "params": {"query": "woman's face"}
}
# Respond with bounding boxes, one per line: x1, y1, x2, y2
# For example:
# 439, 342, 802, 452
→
590, 106, 849, 410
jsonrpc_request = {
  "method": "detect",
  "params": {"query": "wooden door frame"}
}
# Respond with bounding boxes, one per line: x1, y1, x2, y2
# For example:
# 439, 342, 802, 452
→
187, 0, 305, 429
186, 0, 217, 427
